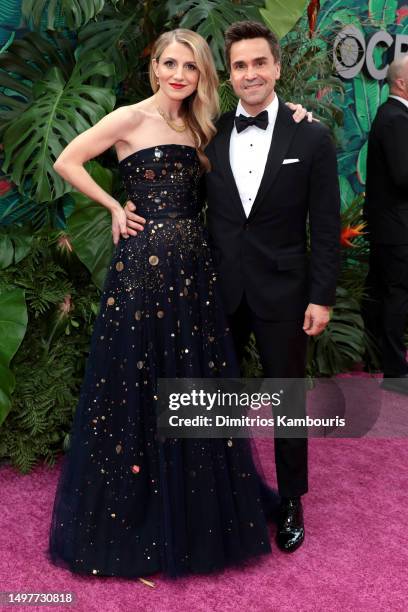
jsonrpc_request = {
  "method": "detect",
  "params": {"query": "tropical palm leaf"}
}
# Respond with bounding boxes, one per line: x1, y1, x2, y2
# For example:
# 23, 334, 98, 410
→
78, 3, 145, 84
21, 0, 107, 31
356, 140, 368, 185
165, 0, 258, 70
218, 80, 237, 113
339, 175, 355, 212
277, 25, 344, 129
0, 31, 116, 202
260, 0, 308, 40
353, 72, 380, 134
368, 0, 398, 27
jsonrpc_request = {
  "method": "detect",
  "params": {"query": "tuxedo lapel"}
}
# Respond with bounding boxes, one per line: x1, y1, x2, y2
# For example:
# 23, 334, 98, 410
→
247, 98, 299, 220
214, 112, 247, 221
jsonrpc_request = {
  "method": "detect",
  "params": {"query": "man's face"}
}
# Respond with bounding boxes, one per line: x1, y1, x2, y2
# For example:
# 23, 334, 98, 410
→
229, 37, 281, 110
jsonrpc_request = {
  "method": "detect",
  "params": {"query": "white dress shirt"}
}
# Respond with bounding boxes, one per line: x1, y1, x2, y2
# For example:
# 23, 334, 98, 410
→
389, 94, 408, 110
229, 94, 279, 217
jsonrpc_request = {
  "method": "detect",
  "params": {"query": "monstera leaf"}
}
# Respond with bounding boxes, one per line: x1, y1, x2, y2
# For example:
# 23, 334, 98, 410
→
1, 31, 116, 203
260, 0, 308, 40
0, 32, 73, 134
21, 0, 107, 31
0, 288, 28, 426
67, 161, 114, 290
166, 0, 259, 70
0, 362, 15, 427
309, 287, 365, 376
0, 226, 33, 269
78, 3, 144, 84
0, 289, 27, 367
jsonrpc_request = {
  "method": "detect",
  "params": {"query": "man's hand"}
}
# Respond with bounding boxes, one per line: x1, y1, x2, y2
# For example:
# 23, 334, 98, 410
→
286, 102, 315, 123
303, 304, 331, 336
123, 200, 146, 236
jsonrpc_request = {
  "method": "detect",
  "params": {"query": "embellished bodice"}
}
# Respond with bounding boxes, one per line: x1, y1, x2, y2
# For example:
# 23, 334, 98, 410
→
118, 144, 202, 220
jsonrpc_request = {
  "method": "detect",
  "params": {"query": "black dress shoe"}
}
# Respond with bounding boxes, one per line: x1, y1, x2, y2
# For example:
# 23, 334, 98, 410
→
276, 496, 305, 552
380, 374, 408, 396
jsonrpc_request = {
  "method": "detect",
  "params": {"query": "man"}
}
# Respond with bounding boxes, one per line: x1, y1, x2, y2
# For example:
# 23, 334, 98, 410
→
204, 20, 340, 552
363, 56, 408, 395
125, 20, 341, 552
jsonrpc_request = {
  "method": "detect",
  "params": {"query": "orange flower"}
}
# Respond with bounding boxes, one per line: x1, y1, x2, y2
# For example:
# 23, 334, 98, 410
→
340, 223, 366, 247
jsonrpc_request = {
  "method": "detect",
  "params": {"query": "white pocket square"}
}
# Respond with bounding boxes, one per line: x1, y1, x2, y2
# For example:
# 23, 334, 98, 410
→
282, 158, 300, 164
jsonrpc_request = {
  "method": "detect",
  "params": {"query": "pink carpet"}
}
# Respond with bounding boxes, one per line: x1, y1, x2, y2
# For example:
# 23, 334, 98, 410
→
1, 432, 407, 612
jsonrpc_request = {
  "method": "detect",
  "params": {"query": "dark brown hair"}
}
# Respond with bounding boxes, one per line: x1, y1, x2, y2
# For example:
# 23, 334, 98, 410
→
224, 20, 281, 68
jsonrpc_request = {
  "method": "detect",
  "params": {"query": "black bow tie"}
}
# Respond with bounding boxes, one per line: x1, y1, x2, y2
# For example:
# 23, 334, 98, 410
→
234, 110, 269, 133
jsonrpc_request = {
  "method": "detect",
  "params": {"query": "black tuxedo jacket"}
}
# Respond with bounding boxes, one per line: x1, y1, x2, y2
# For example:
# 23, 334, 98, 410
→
364, 97, 408, 244
204, 97, 341, 320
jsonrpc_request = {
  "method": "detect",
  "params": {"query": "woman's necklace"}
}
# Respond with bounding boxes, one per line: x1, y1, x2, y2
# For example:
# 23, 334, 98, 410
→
156, 106, 186, 132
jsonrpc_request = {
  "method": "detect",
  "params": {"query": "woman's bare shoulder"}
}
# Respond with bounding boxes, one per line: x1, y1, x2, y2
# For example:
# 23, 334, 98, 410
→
107, 101, 156, 131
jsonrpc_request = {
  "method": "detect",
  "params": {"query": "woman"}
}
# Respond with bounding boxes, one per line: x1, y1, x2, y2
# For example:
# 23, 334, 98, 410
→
48, 28, 306, 580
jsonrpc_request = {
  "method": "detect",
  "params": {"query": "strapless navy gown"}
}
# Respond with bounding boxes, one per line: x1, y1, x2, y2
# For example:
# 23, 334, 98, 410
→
47, 144, 278, 578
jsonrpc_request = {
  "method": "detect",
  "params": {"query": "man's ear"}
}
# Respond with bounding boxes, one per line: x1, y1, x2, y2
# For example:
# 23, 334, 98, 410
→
276, 63, 281, 80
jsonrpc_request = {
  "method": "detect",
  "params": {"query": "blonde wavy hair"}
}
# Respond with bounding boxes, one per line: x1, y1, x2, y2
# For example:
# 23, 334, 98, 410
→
149, 29, 220, 171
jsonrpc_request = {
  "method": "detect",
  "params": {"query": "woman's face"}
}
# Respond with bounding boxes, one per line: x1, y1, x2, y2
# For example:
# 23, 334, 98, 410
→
153, 41, 200, 101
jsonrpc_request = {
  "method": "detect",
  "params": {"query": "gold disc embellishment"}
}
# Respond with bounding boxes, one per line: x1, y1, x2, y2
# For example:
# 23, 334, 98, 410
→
149, 255, 159, 266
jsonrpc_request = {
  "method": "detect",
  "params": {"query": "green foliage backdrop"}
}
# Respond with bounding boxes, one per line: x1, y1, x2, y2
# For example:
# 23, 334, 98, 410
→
1, 0, 405, 471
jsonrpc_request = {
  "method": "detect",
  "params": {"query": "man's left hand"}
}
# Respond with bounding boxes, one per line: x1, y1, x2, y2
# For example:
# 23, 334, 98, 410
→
303, 304, 331, 336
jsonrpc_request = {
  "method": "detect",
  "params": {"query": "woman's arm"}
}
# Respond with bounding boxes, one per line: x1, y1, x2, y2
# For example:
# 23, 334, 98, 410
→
53, 106, 139, 244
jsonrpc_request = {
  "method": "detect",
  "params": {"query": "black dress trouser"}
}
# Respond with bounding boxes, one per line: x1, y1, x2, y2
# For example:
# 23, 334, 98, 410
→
362, 243, 408, 377
228, 293, 309, 498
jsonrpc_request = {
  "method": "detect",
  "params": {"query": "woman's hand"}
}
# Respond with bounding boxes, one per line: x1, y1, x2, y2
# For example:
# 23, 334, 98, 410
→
286, 102, 316, 123
111, 204, 129, 246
